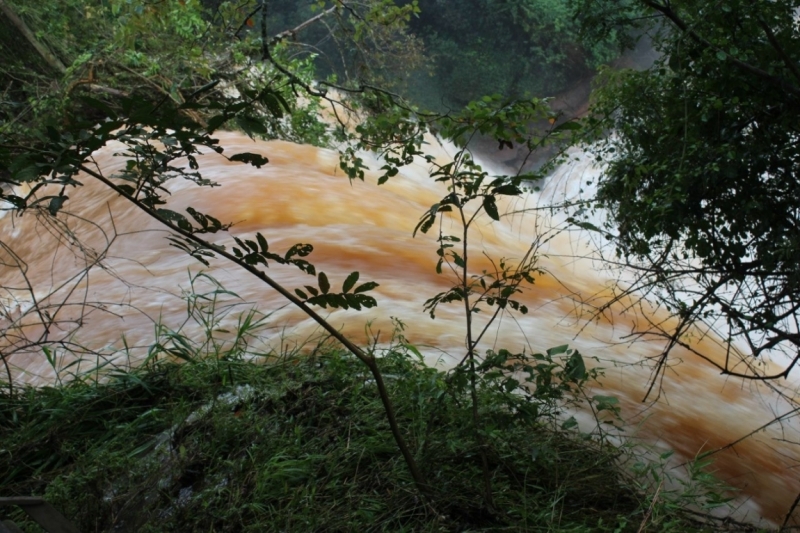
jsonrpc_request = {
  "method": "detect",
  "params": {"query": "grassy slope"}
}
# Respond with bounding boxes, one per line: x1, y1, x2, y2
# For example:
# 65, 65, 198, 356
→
0, 340, 764, 532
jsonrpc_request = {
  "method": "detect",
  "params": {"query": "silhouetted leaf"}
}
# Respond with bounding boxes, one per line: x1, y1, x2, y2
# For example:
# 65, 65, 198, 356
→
492, 184, 521, 196
483, 196, 499, 221
236, 116, 268, 138
257, 233, 269, 253
305, 285, 319, 297
318, 272, 330, 294
353, 281, 378, 294
206, 114, 227, 132
285, 243, 313, 259
230, 152, 269, 168
342, 271, 359, 293
48, 196, 67, 215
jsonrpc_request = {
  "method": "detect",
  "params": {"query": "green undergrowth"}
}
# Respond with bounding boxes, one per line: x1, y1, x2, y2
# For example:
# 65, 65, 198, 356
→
0, 346, 760, 532
0, 277, 760, 532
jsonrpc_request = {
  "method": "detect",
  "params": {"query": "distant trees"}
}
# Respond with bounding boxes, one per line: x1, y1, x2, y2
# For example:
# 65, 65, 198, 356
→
578, 0, 800, 383
409, 0, 630, 108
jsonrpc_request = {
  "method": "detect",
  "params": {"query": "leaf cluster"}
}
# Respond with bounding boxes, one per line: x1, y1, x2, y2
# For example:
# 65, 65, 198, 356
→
582, 0, 800, 371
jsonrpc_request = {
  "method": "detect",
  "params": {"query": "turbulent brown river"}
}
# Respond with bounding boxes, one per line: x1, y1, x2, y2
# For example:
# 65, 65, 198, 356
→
2, 132, 799, 527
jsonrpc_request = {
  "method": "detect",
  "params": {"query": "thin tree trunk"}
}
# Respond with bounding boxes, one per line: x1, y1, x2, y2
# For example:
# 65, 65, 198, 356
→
0, 0, 65, 74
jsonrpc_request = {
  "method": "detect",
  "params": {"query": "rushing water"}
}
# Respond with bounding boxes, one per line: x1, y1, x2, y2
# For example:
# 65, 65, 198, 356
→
1, 132, 799, 526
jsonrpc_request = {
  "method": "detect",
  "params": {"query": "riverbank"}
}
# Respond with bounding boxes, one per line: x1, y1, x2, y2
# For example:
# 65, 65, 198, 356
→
0, 338, 761, 532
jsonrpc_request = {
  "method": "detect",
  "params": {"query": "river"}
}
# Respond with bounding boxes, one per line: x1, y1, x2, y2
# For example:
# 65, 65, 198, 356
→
1, 131, 798, 527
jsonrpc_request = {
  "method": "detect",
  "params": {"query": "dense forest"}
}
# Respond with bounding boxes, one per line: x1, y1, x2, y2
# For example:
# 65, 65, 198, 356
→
1, 0, 799, 531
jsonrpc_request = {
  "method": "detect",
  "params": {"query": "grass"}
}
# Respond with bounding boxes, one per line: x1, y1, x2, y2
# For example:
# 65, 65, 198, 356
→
0, 279, 767, 532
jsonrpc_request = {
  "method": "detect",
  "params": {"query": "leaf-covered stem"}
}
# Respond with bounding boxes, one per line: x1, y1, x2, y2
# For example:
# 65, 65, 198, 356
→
76, 161, 429, 495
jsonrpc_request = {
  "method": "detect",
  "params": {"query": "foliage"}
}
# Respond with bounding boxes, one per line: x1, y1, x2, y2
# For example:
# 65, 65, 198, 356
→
247, 0, 429, 93
0, 285, 736, 532
407, 0, 633, 108
0, 0, 748, 528
0, 0, 434, 491
1, 0, 419, 150
567, 0, 647, 54
371, 92, 581, 508
576, 0, 800, 381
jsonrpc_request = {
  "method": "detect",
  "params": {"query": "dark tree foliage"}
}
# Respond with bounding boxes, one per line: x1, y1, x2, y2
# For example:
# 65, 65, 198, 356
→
583, 0, 800, 380
407, 0, 630, 109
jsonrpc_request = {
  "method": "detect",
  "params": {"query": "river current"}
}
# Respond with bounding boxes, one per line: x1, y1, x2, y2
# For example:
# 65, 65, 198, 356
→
1, 132, 798, 526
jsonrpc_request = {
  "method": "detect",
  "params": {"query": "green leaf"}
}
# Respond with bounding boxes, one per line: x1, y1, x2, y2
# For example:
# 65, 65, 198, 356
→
553, 121, 582, 132
483, 196, 500, 221
592, 395, 619, 412
10, 155, 44, 183
353, 281, 378, 294
378, 164, 399, 185
414, 203, 440, 237
565, 351, 587, 381
342, 271, 359, 293
567, 217, 603, 233
318, 272, 330, 294
261, 91, 285, 118
48, 195, 68, 216
547, 344, 569, 356
402, 343, 424, 360
42, 345, 55, 368
561, 416, 578, 430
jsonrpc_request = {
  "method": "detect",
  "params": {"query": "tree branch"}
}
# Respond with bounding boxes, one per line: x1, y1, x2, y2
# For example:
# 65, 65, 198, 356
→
757, 17, 800, 86
640, 0, 800, 95
269, 5, 338, 48
0, 0, 65, 74
75, 159, 429, 495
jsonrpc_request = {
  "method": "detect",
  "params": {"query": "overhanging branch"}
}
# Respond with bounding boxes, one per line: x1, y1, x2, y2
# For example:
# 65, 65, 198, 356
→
640, 0, 800, 96
0, 0, 65, 74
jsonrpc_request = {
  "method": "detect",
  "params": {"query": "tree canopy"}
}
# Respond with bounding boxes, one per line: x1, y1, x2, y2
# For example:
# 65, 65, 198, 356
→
581, 0, 800, 380
407, 0, 629, 108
